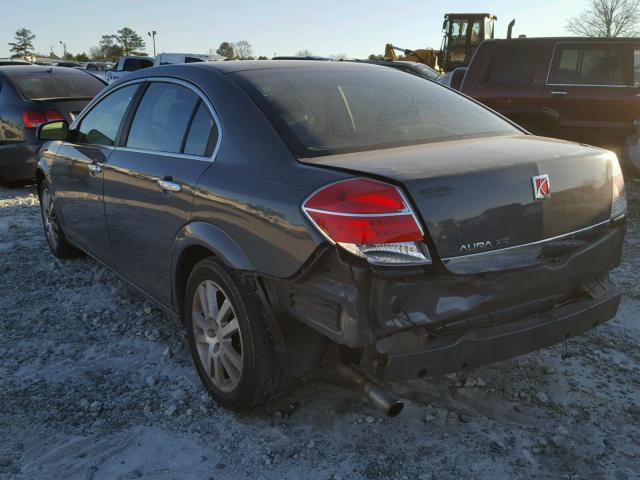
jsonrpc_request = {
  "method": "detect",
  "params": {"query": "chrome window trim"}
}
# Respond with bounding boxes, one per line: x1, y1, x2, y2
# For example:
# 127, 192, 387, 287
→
115, 146, 213, 163
545, 41, 635, 88
71, 76, 223, 162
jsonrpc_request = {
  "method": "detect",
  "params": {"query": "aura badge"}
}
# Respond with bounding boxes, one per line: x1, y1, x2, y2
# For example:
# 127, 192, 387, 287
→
532, 174, 551, 200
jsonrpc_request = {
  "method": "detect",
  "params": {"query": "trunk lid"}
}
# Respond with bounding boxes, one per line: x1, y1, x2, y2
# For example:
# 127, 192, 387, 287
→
300, 134, 613, 264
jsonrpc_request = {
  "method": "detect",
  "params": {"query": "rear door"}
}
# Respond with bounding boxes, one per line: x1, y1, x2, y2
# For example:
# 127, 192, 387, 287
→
103, 80, 219, 306
467, 41, 545, 130
52, 83, 140, 264
542, 42, 636, 147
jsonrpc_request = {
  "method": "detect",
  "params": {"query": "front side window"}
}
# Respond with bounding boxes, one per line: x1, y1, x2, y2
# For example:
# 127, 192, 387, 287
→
549, 45, 626, 85
470, 21, 482, 45
233, 67, 517, 157
76, 84, 138, 146
126, 83, 199, 153
486, 43, 541, 86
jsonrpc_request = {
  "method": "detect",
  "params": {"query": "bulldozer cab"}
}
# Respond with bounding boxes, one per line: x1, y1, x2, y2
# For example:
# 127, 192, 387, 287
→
440, 13, 496, 72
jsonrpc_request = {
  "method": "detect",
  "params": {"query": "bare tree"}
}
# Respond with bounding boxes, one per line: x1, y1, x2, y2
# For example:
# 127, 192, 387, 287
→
567, 0, 640, 37
295, 49, 313, 57
233, 40, 253, 59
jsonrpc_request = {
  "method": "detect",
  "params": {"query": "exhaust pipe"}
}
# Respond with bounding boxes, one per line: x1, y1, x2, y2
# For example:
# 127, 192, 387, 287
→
507, 19, 516, 39
334, 362, 404, 417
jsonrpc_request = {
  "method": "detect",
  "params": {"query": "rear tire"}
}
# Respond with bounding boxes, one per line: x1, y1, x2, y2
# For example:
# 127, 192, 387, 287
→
38, 180, 81, 259
185, 257, 288, 410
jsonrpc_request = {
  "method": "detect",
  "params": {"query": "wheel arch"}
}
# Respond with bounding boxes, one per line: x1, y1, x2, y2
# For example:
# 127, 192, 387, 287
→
172, 221, 254, 322
35, 159, 51, 193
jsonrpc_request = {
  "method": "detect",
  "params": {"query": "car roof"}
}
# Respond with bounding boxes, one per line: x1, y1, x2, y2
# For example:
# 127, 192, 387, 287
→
486, 36, 640, 44
188, 60, 388, 74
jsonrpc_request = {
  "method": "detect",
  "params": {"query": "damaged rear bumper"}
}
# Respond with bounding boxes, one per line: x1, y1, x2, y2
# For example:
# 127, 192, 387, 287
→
371, 278, 620, 382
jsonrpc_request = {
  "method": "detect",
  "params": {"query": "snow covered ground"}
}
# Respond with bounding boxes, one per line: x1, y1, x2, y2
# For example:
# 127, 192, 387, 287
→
1, 181, 639, 480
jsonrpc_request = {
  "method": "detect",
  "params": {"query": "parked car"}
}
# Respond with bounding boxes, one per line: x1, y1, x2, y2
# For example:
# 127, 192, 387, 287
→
272, 55, 331, 61
0, 66, 105, 184
460, 37, 640, 173
359, 60, 440, 81
56, 61, 82, 68
154, 53, 208, 66
35, 61, 626, 414
437, 66, 467, 90
105, 55, 154, 83
79, 62, 115, 81
0, 60, 31, 66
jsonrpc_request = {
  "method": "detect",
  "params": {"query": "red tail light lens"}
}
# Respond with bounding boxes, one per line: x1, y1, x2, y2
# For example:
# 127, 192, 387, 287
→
44, 111, 64, 122
303, 178, 431, 265
22, 111, 63, 129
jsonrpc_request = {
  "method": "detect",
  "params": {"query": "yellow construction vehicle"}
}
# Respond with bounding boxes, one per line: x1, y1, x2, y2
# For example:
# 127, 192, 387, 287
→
384, 44, 441, 71
384, 13, 498, 73
440, 13, 497, 72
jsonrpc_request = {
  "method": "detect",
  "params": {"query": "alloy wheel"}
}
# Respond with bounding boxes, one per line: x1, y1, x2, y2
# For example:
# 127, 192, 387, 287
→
191, 280, 244, 392
41, 188, 59, 250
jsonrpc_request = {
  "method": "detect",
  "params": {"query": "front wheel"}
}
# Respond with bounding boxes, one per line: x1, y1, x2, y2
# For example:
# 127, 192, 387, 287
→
185, 258, 288, 410
39, 181, 81, 259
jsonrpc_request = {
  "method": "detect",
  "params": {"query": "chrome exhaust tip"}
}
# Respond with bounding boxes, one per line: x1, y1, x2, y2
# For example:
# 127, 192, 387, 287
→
333, 362, 404, 417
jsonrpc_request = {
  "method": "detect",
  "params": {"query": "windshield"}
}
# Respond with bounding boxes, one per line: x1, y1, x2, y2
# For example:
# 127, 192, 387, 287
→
233, 66, 517, 157
8, 69, 104, 100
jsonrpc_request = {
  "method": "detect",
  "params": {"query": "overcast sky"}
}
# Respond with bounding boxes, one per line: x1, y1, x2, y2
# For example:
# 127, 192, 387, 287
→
1, 0, 588, 59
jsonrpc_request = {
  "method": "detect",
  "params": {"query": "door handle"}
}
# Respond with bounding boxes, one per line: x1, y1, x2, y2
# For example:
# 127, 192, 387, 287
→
550, 91, 567, 97
88, 163, 102, 176
157, 177, 182, 193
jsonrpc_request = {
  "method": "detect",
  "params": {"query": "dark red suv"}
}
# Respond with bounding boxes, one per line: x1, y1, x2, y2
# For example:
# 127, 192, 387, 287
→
460, 37, 640, 173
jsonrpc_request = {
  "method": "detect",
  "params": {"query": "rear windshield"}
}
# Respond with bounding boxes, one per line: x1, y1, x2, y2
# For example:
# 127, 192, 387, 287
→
233, 66, 517, 156
8, 69, 104, 100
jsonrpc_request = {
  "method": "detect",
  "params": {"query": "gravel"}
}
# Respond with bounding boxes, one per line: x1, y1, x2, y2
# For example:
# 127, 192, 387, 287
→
1, 181, 639, 479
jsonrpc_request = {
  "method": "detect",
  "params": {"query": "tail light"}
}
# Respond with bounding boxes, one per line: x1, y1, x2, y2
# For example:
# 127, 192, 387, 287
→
302, 178, 431, 265
22, 111, 64, 129
610, 154, 627, 219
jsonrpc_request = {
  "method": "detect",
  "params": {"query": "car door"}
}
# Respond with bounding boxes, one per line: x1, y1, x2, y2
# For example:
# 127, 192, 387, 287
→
103, 80, 219, 306
51, 83, 140, 264
472, 41, 544, 130
542, 42, 635, 146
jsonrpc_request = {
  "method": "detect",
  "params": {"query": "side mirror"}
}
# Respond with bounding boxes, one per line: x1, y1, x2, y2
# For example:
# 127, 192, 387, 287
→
38, 120, 69, 141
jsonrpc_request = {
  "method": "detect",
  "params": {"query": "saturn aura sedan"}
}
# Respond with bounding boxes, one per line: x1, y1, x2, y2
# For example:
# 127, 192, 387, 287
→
34, 61, 627, 412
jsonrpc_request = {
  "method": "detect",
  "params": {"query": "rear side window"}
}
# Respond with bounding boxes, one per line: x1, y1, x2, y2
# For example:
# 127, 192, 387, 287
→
122, 58, 153, 71
634, 48, 640, 84
549, 45, 626, 85
485, 43, 541, 86
126, 83, 199, 153
7, 69, 104, 100
76, 84, 138, 146
184, 102, 217, 156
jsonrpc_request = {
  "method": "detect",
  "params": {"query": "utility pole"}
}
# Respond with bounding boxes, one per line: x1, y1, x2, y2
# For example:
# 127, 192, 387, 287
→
147, 31, 157, 56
